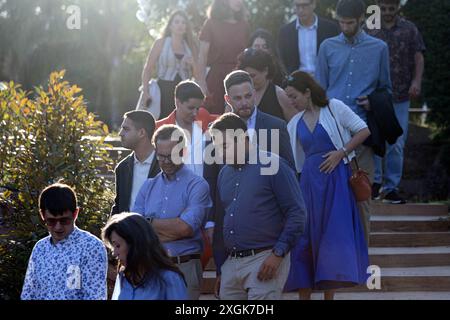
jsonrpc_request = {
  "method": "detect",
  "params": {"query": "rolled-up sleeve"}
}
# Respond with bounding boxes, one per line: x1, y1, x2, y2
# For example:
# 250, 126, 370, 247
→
335, 99, 368, 135
180, 179, 212, 233
132, 180, 150, 216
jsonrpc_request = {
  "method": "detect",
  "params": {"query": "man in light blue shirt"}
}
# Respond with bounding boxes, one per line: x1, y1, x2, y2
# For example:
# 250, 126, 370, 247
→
315, 0, 392, 242
133, 124, 212, 300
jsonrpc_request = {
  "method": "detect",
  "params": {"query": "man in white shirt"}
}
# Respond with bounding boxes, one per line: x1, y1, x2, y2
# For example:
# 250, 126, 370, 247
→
278, 0, 340, 75
111, 110, 160, 215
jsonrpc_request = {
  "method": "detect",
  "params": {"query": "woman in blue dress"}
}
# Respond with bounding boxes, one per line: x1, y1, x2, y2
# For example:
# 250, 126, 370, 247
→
284, 71, 370, 300
102, 212, 187, 300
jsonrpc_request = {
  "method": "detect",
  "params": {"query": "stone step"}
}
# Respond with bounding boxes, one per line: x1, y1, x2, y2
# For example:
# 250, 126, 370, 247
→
371, 203, 448, 217
201, 267, 450, 294
370, 232, 450, 247
369, 246, 450, 267
371, 215, 450, 232
200, 291, 450, 300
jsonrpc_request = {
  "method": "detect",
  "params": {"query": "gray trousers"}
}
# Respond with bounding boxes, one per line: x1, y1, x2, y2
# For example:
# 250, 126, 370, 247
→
355, 145, 374, 245
177, 258, 203, 300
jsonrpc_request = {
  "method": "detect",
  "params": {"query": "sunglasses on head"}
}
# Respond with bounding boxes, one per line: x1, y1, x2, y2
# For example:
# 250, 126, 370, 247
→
44, 217, 73, 227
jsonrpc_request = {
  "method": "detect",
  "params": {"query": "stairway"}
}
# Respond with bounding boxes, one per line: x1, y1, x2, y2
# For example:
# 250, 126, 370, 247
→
200, 202, 450, 300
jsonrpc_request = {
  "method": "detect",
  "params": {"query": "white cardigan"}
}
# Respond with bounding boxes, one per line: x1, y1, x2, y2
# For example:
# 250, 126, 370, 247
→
287, 98, 368, 173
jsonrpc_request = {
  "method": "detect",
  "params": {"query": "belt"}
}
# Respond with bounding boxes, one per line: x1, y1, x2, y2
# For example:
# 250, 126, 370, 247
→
170, 254, 201, 264
229, 247, 272, 259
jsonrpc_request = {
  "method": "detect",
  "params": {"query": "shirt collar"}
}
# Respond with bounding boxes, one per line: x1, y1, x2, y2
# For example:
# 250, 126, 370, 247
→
162, 164, 188, 182
134, 151, 154, 165
247, 107, 258, 124
296, 14, 318, 30
339, 29, 367, 45
50, 226, 80, 247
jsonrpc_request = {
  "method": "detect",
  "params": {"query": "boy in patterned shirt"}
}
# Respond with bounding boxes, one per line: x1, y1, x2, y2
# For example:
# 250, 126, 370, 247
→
21, 183, 108, 300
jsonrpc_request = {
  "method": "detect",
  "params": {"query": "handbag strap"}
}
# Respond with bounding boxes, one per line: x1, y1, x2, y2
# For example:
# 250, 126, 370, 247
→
326, 104, 361, 170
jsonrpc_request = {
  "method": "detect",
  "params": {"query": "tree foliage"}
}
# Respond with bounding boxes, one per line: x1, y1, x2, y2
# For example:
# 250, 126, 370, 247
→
0, 70, 114, 300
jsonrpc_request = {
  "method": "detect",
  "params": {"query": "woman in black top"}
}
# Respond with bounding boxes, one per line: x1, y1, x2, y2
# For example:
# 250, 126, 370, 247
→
236, 48, 295, 121
249, 28, 286, 87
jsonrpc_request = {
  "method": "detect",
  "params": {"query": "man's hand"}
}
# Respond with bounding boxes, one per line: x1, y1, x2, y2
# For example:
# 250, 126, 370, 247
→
409, 79, 422, 99
214, 275, 221, 299
257, 253, 283, 282
357, 96, 371, 111
319, 150, 345, 174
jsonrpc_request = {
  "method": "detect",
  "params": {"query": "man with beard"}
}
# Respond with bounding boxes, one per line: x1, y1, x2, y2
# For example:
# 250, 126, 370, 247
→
111, 110, 160, 215
315, 0, 392, 242
366, 0, 425, 203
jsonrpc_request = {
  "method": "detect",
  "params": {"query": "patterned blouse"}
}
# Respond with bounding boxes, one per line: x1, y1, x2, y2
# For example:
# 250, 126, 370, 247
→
21, 227, 108, 300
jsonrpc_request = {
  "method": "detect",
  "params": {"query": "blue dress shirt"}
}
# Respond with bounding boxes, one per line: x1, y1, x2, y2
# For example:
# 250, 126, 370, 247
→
315, 31, 392, 122
132, 165, 212, 257
218, 151, 306, 257
112, 270, 187, 300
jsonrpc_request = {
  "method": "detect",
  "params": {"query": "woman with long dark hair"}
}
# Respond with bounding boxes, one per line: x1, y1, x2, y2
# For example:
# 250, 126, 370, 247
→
198, 0, 250, 114
139, 10, 198, 119
284, 71, 370, 300
102, 212, 187, 300
248, 28, 286, 87
236, 48, 295, 121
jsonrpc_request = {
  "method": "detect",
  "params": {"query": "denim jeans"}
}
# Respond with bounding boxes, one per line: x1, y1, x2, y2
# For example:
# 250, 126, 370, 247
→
373, 100, 410, 193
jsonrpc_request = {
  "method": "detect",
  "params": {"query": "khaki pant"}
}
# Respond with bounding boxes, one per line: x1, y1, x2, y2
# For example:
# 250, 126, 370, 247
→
354, 145, 374, 245
220, 250, 290, 300
178, 259, 202, 300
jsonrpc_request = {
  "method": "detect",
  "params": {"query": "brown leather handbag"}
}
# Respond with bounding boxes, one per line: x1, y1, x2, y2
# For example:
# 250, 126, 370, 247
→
328, 105, 372, 202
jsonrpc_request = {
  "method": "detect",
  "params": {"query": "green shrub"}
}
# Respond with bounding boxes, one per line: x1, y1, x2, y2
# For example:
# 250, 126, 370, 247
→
0, 70, 114, 300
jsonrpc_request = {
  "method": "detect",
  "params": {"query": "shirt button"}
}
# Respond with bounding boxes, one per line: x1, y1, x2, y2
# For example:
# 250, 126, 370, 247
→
233, 198, 236, 201
350, 60, 354, 63
236, 183, 239, 186
349, 72, 353, 75
346, 96, 350, 99
348, 84, 352, 87
165, 197, 168, 200
230, 230, 234, 234
230, 214, 234, 217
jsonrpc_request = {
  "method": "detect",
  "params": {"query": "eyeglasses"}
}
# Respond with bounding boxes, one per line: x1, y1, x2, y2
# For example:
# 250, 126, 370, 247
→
156, 154, 174, 163
380, 5, 398, 13
44, 217, 73, 227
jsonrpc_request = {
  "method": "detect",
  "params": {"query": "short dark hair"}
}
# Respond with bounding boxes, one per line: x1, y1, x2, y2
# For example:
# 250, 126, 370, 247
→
336, 0, 366, 19
175, 81, 205, 103
224, 70, 253, 93
39, 183, 77, 216
249, 28, 277, 54
210, 112, 248, 133
377, 0, 401, 5
152, 124, 186, 148
287, 71, 329, 108
236, 48, 275, 80
124, 110, 156, 140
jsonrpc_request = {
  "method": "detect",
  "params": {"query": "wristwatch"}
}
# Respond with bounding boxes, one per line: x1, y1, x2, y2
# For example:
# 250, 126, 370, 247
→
341, 147, 349, 157
272, 247, 285, 258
